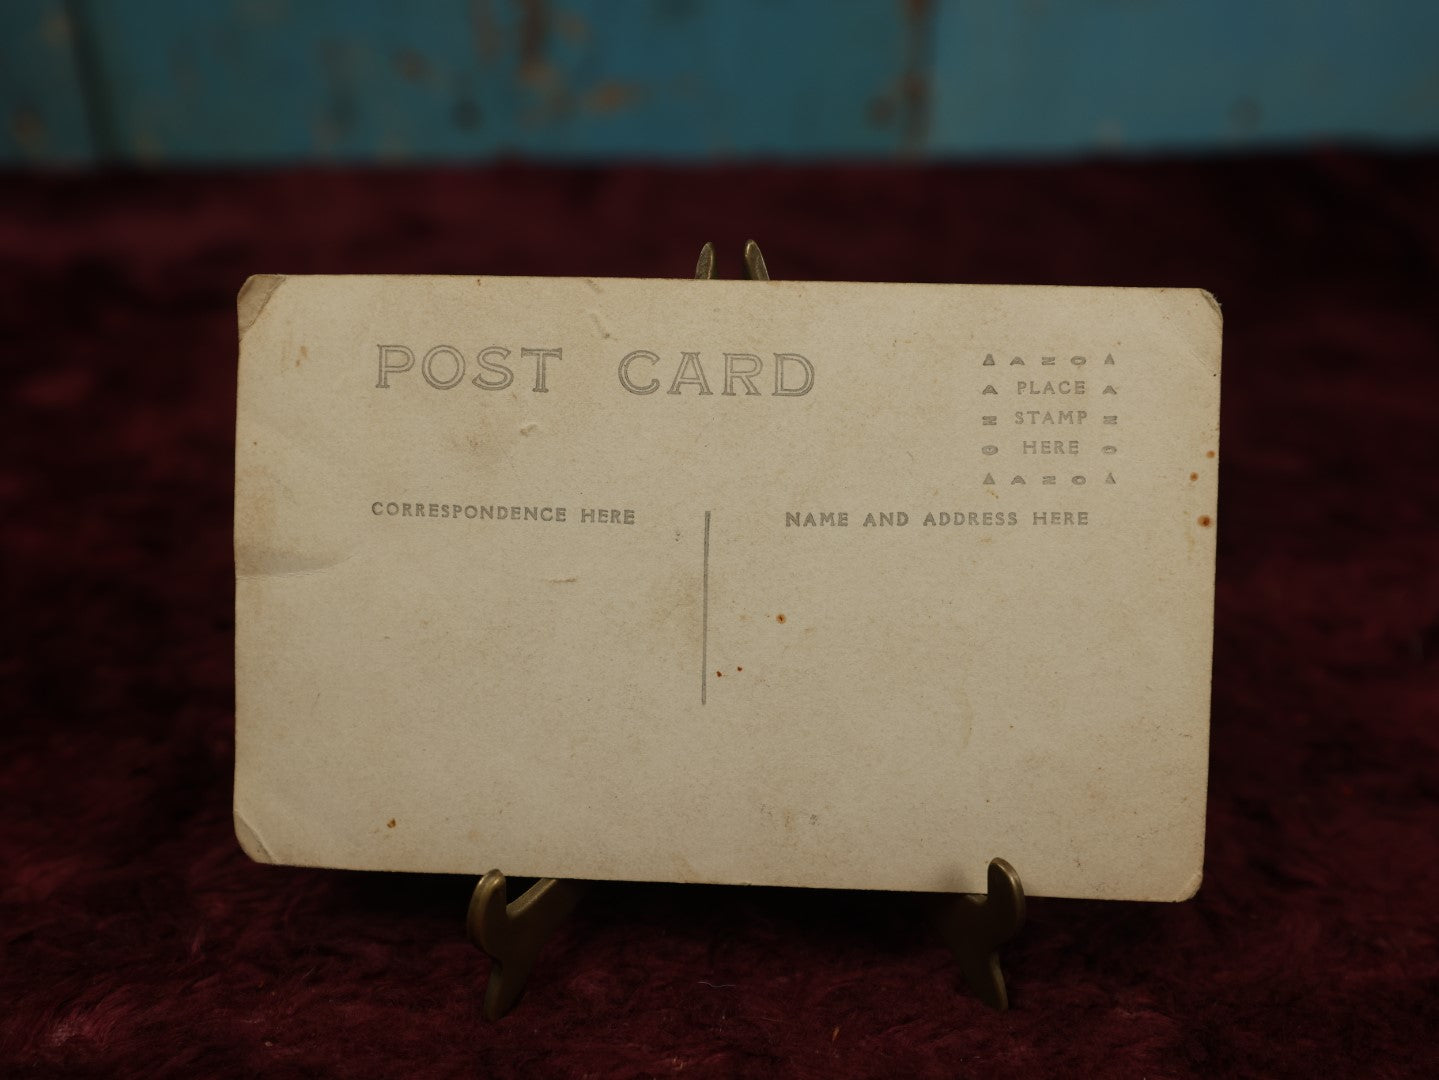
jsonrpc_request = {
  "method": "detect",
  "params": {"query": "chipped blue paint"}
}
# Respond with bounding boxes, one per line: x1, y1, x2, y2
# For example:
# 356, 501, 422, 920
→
928, 0, 1439, 156
1, 0, 1436, 165
35, 0, 918, 163
0, 0, 97, 164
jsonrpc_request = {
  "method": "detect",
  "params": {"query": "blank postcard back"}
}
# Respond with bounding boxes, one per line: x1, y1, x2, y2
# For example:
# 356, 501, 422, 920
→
234, 275, 1221, 900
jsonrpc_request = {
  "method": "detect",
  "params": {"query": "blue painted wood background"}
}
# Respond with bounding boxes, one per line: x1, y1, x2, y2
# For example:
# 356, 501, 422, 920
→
3, 0, 1436, 165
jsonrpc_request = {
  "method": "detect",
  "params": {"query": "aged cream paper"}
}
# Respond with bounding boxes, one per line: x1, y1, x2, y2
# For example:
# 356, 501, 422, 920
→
234, 275, 1220, 900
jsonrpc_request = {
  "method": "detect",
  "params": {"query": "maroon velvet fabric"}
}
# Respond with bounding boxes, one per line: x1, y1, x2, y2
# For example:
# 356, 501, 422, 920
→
2, 156, 1437, 1078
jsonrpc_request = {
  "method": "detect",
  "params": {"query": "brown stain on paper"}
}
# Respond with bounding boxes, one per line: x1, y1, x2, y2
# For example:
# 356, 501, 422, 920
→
233, 469, 279, 576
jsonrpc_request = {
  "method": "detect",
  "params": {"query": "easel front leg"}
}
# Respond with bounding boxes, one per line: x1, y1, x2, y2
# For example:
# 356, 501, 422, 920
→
933, 858, 1026, 1010
468, 871, 588, 1020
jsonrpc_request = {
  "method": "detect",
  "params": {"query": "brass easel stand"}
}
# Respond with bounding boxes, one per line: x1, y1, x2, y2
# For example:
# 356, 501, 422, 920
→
468, 242, 1027, 1018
